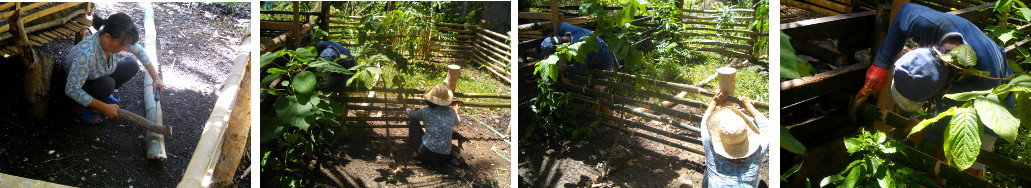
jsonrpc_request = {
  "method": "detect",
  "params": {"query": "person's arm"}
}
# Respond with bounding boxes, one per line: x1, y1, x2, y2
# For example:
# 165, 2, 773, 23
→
126, 44, 164, 94
66, 52, 120, 118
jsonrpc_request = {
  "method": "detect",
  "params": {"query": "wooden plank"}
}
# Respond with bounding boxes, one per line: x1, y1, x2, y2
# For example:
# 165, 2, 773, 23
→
781, 10, 875, 42
781, 62, 868, 106
0, 3, 84, 34
260, 21, 297, 31
784, 0, 844, 16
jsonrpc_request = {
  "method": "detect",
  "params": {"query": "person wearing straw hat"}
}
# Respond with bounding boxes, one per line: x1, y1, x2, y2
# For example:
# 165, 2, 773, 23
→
700, 91, 769, 187
406, 84, 465, 166
854, 3, 1014, 180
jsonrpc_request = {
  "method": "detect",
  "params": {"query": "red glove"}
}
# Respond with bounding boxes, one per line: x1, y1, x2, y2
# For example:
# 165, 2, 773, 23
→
858, 65, 889, 99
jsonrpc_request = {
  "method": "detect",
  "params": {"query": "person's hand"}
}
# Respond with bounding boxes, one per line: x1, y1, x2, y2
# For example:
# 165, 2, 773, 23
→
98, 103, 120, 119
152, 77, 165, 94
713, 90, 729, 106
451, 101, 463, 112
857, 65, 889, 100
738, 97, 753, 108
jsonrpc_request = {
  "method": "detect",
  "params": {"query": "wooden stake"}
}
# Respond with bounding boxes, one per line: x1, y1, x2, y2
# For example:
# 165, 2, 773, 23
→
445, 64, 461, 91
10, 9, 52, 122
717, 67, 737, 97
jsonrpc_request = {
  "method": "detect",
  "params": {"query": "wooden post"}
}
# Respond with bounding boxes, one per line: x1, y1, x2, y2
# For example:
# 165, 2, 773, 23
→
717, 67, 736, 98
292, 1, 300, 48
445, 64, 461, 91
549, 0, 562, 34
889, 0, 910, 23
10, 9, 52, 122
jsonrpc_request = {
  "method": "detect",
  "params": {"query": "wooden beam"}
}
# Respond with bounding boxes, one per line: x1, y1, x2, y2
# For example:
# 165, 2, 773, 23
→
781, 62, 868, 106
781, 10, 875, 42
259, 21, 297, 31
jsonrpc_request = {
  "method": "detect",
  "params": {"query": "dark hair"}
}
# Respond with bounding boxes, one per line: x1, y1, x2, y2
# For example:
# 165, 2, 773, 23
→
424, 100, 443, 109
92, 13, 139, 44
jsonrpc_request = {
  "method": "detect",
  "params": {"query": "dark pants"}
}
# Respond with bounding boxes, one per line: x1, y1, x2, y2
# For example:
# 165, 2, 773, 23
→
82, 58, 139, 102
408, 120, 453, 163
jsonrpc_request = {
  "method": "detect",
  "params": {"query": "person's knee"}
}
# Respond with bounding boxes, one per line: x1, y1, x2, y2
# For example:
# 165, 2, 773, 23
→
84, 77, 116, 97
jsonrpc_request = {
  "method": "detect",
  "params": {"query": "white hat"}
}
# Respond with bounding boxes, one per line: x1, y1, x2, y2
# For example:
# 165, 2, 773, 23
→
424, 84, 453, 106
704, 106, 761, 159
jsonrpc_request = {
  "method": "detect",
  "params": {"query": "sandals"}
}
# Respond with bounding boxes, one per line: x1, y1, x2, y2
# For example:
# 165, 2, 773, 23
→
101, 94, 120, 104
73, 108, 103, 124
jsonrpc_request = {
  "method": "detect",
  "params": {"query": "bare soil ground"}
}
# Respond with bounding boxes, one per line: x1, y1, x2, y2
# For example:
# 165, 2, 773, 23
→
519, 104, 769, 187
0, 2, 249, 187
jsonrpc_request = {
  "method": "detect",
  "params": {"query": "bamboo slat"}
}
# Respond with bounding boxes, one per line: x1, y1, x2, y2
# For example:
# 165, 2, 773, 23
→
0, 2, 84, 34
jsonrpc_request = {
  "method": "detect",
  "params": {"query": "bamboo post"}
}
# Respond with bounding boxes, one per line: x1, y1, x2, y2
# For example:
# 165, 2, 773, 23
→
292, 1, 300, 49
549, 0, 562, 33
142, 2, 166, 161
212, 29, 253, 186
716, 67, 736, 97
445, 64, 461, 91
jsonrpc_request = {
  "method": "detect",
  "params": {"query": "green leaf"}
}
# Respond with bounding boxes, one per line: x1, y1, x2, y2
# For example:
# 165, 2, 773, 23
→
310, 60, 354, 75
261, 52, 279, 68
944, 90, 991, 101
842, 162, 864, 188
820, 175, 844, 187
261, 73, 281, 86
910, 107, 955, 138
796, 61, 814, 77
1017, 92, 1031, 128
260, 114, 287, 143
946, 44, 977, 67
973, 95, 1019, 143
844, 137, 865, 154
1020, 8, 1031, 21
783, 162, 804, 182
275, 95, 318, 130
997, 0, 1013, 13
878, 164, 896, 188
994, 29, 1017, 44
295, 47, 315, 60
781, 126, 808, 154
995, 75, 1031, 93
293, 71, 317, 104
267, 68, 288, 74
943, 107, 982, 170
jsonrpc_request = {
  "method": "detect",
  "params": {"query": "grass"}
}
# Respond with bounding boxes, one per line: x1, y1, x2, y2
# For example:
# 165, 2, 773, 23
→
370, 57, 511, 115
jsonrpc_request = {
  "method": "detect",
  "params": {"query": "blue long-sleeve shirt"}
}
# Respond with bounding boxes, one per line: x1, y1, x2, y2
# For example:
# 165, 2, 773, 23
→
542, 22, 614, 76
406, 106, 460, 154
65, 29, 152, 106
874, 3, 1013, 143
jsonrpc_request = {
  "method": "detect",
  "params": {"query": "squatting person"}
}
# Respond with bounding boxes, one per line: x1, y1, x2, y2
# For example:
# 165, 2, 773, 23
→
406, 84, 465, 166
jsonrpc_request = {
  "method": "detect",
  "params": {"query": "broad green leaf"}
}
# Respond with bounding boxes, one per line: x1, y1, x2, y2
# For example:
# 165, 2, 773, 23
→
842, 162, 864, 188
973, 95, 1019, 142
881, 140, 904, 154
267, 68, 288, 74
995, 75, 1031, 93
994, 29, 1017, 44
820, 175, 844, 187
944, 90, 991, 101
295, 47, 315, 60
1020, 8, 1031, 21
310, 60, 354, 75
997, 0, 1013, 13
878, 164, 895, 188
783, 162, 804, 182
260, 114, 287, 143
275, 95, 318, 130
946, 44, 977, 67
261, 52, 279, 68
293, 71, 317, 104
910, 107, 955, 138
261, 73, 280, 86
844, 137, 865, 154
1017, 92, 1031, 128
781, 126, 807, 154
943, 107, 982, 170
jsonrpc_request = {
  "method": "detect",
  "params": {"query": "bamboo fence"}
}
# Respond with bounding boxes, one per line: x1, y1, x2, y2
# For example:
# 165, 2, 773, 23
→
0, 2, 92, 56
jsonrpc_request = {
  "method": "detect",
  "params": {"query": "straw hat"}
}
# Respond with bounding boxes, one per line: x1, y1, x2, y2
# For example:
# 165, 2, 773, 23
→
424, 84, 453, 106
704, 106, 761, 159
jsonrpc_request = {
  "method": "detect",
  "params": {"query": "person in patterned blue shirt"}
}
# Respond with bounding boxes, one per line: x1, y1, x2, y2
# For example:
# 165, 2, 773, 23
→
406, 84, 465, 166
64, 13, 163, 124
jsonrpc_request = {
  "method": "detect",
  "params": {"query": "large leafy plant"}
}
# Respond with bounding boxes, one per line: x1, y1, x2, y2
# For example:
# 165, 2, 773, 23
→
822, 130, 925, 188
907, 44, 1027, 170
529, 42, 596, 139
259, 47, 353, 186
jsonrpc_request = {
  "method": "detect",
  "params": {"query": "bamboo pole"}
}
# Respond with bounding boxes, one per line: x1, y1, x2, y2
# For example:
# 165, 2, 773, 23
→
585, 69, 769, 110
783, 0, 843, 16
681, 27, 758, 35
178, 25, 252, 188
694, 47, 752, 59
140, 3, 167, 161
211, 30, 253, 186
567, 75, 709, 110
680, 20, 751, 28
0, 3, 84, 35
688, 40, 753, 51
337, 97, 510, 108
556, 82, 703, 124
681, 15, 755, 22
468, 116, 510, 144
476, 27, 510, 41
0, 173, 73, 187
681, 8, 754, 14
0, 9, 86, 42
476, 32, 511, 51
682, 33, 752, 42
572, 93, 700, 133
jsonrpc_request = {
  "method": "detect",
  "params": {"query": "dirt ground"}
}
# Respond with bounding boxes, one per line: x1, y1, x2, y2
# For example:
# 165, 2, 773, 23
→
0, 2, 249, 187
305, 105, 512, 187
518, 104, 770, 187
